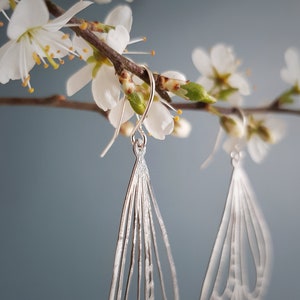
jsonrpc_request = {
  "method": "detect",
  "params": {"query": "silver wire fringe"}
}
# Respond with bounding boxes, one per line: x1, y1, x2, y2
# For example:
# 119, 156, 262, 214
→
109, 139, 179, 300
200, 151, 273, 300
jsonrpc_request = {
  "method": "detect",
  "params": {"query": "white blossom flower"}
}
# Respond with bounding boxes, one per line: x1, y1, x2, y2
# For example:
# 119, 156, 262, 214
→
108, 70, 185, 140
192, 43, 250, 105
223, 115, 286, 163
108, 96, 174, 140
280, 47, 300, 90
100, 70, 185, 157
0, 0, 92, 92
66, 5, 132, 111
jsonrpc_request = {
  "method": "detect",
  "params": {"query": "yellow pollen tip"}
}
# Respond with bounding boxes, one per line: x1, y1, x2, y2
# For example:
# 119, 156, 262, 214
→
56, 50, 61, 54
59, 59, 65, 65
44, 63, 49, 69
0, 21, 4, 27
44, 45, 50, 52
80, 22, 88, 30
174, 115, 180, 122
53, 64, 59, 70
61, 34, 70, 40
79, 55, 83, 60
22, 75, 30, 87
32, 52, 41, 65
28, 87, 34, 93
69, 47, 74, 51
177, 109, 183, 115
69, 54, 75, 61
142, 36, 147, 41
151, 50, 156, 56
83, 48, 89, 53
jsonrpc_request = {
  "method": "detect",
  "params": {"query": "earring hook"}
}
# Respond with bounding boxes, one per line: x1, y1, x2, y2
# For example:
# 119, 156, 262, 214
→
231, 107, 248, 165
233, 107, 247, 128
130, 65, 155, 146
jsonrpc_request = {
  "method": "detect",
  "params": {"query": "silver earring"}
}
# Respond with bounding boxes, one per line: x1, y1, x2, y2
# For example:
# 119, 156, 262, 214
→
200, 112, 273, 300
109, 66, 179, 300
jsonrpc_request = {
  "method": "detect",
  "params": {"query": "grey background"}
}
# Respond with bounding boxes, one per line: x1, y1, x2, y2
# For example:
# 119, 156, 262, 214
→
1, 0, 300, 299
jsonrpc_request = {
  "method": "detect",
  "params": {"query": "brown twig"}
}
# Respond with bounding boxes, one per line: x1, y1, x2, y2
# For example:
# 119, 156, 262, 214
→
0, 95, 107, 116
45, 0, 172, 103
1, 96, 300, 117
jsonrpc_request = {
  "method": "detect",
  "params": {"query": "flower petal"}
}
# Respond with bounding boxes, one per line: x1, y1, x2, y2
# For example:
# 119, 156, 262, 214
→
223, 136, 240, 154
0, 40, 20, 83
197, 76, 214, 92
192, 48, 213, 77
66, 64, 93, 96
226, 91, 243, 106
211, 44, 236, 75
43, 1, 93, 32
264, 117, 286, 144
106, 25, 130, 54
0, 38, 35, 83
92, 64, 120, 111
19, 34, 36, 81
72, 35, 92, 60
227, 73, 250, 95
0, 0, 10, 10
108, 98, 134, 127
104, 5, 132, 32
247, 135, 269, 164
172, 118, 192, 138
8, 0, 49, 39
280, 47, 300, 86
144, 102, 174, 140
161, 70, 186, 81
34, 30, 72, 58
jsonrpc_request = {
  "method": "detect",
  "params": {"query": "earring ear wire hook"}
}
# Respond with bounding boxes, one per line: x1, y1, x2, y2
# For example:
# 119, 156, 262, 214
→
233, 106, 247, 128
130, 65, 156, 146
100, 65, 155, 157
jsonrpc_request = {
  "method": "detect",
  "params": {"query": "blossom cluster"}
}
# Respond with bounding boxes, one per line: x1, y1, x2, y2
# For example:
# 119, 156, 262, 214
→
0, 0, 196, 146
192, 43, 299, 164
0, 0, 299, 161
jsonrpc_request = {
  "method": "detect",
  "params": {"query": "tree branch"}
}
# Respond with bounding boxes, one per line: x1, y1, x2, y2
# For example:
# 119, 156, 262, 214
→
45, 0, 172, 102
2, 96, 300, 117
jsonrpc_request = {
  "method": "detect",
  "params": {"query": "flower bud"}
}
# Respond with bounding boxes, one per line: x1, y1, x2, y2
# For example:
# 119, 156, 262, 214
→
256, 125, 273, 143
120, 121, 134, 136
172, 117, 192, 138
220, 115, 244, 138
178, 82, 216, 103
127, 92, 146, 115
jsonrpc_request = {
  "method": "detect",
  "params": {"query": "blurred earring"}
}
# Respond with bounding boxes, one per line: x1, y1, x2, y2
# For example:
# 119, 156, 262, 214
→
200, 111, 273, 300
109, 66, 179, 300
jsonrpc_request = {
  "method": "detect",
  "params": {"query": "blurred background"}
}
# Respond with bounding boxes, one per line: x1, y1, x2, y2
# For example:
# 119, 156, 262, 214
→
1, 0, 300, 299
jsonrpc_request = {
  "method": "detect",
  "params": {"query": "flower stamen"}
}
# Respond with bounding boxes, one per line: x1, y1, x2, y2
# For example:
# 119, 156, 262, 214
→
123, 49, 155, 56
128, 36, 147, 45
22, 75, 31, 87
61, 34, 70, 40
79, 21, 88, 30
32, 52, 41, 65
174, 115, 180, 122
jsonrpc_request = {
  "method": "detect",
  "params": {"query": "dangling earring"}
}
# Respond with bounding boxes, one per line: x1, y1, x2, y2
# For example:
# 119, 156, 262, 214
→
200, 111, 273, 300
109, 66, 179, 300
